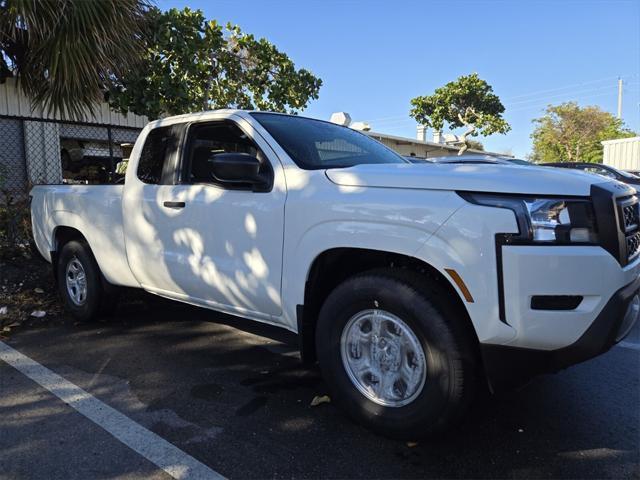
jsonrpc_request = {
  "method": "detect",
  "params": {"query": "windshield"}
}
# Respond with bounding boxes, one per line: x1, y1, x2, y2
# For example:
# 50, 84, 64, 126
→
251, 113, 408, 170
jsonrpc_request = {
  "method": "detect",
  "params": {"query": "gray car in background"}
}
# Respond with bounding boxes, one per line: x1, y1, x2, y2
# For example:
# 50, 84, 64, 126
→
542, 162, 640, 187
407, 154, 532, 166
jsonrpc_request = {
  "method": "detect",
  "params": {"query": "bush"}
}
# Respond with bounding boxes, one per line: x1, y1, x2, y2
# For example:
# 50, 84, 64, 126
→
0, 166, 33, 259
0, 193, 32, 259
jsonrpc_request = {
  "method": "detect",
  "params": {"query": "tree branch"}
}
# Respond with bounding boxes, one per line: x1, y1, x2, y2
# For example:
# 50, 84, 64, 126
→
457, 111, 477, 156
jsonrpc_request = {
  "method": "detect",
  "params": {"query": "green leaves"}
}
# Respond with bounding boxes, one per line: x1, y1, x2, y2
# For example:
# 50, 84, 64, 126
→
0, 3, 320, 119
530, 102, 636, 163
409, 73, 510, 145
108, 7, 322, 120
0, 0, 150, 118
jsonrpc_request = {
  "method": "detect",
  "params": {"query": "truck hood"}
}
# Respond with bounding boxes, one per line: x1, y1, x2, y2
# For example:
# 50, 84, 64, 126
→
325, 163, 615, 196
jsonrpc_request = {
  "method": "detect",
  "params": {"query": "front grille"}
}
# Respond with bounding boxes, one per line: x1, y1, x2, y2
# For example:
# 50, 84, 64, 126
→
627, 231, 640, 261
617, 195, 640, 262
623, 203, 639, 232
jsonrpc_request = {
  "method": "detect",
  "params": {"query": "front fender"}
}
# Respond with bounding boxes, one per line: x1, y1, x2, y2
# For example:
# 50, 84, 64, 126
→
416, 203, 519, 345
282, 220, 446, 331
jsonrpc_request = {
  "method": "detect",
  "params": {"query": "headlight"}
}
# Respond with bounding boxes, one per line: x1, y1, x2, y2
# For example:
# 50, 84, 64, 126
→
461, 193, 598, 244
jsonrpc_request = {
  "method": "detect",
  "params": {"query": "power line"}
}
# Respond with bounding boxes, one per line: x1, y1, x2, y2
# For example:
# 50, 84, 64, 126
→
373, 117, 414, 126
374, 89, 624, 126
364, 76, 639, 127
502, 75, 621, 101
373, 90, 627, 127
508, 91, 615, 113
370, 117, 417, 128
365, 113, 411, 123
506, 84, 616, 106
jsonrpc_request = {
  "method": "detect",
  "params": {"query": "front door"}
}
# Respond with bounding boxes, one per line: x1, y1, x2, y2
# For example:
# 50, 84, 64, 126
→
126, 117, 286, 320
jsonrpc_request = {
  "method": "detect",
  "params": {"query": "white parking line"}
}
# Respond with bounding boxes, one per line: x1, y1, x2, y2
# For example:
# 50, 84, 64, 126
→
617, 341, 640, 351
0, 341, 224, 480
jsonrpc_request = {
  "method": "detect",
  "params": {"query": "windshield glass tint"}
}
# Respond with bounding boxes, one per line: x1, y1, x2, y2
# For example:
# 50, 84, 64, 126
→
251, 113, 408, 169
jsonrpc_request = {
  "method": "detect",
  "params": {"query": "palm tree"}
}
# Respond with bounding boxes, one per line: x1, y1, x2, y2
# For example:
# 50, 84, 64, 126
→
0, 0, 149, 118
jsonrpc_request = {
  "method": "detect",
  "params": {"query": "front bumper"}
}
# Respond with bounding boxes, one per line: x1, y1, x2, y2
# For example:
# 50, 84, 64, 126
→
481, 273, 640, 389
499, 245, 640, 350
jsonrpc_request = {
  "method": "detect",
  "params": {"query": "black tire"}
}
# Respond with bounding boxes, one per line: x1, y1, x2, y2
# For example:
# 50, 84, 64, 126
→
56, 240, 118, 321
315, 269, 477, 439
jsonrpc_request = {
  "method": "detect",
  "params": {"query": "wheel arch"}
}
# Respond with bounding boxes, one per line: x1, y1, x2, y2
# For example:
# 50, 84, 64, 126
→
52, 225, 89, 251
298, 247, 480, 366
50, 226, 90, 285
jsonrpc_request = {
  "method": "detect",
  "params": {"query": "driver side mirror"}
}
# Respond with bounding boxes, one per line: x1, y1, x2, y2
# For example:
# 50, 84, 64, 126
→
210, 153, 262, 184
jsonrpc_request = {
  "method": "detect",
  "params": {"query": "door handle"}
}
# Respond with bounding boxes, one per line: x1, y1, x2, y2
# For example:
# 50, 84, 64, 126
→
163, 201, 185, 208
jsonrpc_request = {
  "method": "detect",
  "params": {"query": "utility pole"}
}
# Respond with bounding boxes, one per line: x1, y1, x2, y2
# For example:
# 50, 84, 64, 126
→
617, 77, 623, 119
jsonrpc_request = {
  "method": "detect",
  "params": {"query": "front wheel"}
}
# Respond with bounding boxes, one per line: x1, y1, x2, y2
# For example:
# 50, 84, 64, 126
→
315, 269, 476, 439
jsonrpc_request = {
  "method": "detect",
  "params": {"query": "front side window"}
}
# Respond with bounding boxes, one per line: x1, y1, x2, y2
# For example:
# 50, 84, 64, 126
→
251, 113, 408, 170
137, 126, 173, 184
185, 121, 270, 188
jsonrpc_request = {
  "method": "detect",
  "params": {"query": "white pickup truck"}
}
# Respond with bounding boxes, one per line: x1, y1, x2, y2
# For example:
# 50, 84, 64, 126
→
31, 110, 640, 438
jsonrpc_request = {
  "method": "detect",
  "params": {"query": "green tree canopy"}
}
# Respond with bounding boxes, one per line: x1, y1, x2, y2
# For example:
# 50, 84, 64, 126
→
108, 8, 322, 119
530, 102, 636, 163
410, 73, 510, 155
0, 0, 149, 118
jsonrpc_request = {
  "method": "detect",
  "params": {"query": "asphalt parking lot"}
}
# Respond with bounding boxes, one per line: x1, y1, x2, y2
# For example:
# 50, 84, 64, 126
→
1, 292, 639, 480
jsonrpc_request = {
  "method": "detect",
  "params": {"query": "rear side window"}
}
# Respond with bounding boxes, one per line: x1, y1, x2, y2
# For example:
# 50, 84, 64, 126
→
137, 126, 173, 184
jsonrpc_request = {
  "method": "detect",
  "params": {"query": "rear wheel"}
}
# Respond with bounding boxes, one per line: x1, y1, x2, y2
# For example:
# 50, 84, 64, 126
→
56, 240, 118, 321
315, 269, 476, 439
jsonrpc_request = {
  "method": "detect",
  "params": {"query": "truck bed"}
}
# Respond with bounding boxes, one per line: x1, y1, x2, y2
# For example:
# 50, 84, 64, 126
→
30, 185, 139, 288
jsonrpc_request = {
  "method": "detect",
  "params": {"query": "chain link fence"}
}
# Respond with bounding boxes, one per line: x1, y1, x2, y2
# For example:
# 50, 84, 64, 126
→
0, 115, 141, 199
0, 115, 141, 256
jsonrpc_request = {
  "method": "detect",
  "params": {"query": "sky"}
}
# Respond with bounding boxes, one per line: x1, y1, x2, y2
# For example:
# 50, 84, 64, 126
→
158, 0, 640, 158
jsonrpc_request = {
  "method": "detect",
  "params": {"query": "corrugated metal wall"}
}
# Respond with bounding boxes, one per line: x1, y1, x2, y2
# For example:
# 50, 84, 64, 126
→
0, 77, 148, 128
603, 137, 640, 170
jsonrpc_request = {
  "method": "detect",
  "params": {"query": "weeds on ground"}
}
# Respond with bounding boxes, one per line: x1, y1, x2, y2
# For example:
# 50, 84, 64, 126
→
0, 169, 58, 335
0, 255, 62, 337
1, 160, 33, 260
0, 191, 32, 260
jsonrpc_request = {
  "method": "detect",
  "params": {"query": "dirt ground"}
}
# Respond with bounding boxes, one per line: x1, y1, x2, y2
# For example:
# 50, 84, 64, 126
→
0, 253, 63, 336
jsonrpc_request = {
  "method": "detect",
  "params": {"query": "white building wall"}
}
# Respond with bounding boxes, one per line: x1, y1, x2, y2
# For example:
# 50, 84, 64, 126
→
366, 132, 494, 158
0, 77, 148, 127
603, 137, 640, 171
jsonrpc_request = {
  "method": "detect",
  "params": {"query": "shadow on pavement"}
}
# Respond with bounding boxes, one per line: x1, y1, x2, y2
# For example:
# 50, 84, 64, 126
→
2, 290, 638, 479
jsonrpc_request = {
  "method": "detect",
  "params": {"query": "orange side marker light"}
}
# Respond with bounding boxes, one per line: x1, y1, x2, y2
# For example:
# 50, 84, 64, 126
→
444, 268, 475, 303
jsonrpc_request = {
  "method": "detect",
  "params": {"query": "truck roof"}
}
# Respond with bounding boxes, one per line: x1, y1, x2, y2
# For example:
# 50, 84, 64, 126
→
146, 109, 254, 128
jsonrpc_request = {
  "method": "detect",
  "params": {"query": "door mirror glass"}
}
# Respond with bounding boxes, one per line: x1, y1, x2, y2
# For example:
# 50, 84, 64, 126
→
211, 152, 261, 183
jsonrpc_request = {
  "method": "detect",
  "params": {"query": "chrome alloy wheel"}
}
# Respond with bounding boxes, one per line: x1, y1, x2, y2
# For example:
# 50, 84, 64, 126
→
340, 309, 427, 407
65, 257, 87, 306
